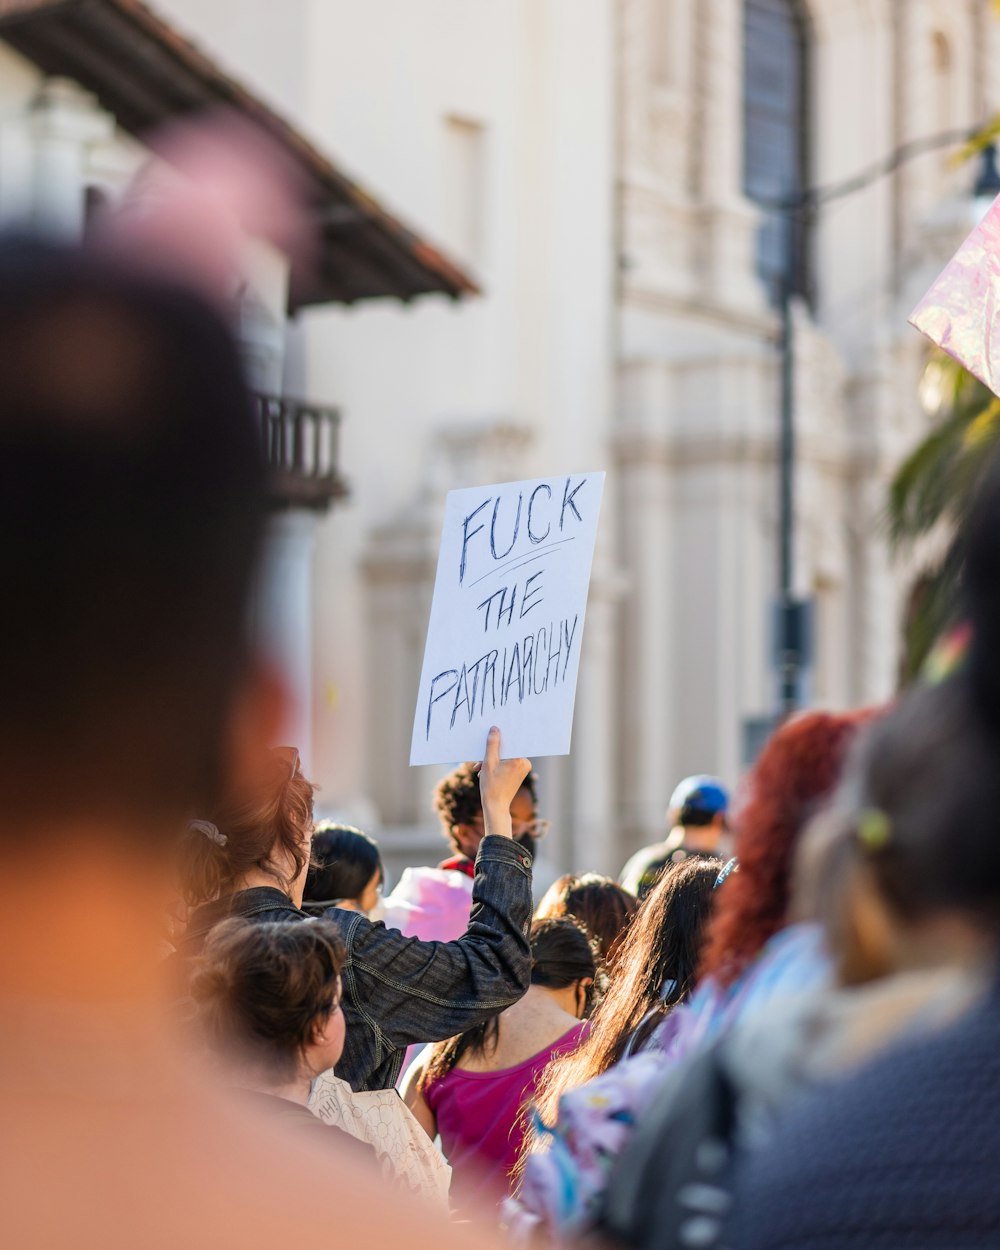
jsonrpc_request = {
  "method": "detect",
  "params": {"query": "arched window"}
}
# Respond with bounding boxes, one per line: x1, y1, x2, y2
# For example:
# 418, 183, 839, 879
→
743, 0, 811, 303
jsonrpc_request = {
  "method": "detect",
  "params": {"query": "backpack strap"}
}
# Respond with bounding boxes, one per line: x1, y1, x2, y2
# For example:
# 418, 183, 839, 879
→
595, 1045, 738, 1250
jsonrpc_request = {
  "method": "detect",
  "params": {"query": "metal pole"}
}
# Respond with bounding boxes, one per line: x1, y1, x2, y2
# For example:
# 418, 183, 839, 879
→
778, 215, 799, 716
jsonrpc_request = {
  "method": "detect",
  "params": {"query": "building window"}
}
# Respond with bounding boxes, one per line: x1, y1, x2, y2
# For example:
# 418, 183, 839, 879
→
743, 0, 811, 303
443, 115, 487, 271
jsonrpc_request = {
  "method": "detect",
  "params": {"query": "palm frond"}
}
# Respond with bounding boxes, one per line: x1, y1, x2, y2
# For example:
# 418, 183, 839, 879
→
890, 350, 1000, 686
898, 542, 966, 686
888, 357, 1000, 551
887, 409, 977, 549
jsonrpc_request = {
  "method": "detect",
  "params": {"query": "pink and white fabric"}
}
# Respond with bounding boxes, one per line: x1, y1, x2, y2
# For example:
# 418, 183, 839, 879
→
381, 866, 474, 943
910, 193, 1000, 396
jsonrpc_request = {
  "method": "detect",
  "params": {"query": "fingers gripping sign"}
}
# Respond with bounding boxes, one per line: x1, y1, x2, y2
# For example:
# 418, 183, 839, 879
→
479, 727, 531, 841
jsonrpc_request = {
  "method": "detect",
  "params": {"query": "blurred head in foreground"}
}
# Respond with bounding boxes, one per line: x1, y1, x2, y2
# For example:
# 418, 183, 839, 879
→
0, 234, 291, 1009
0, 159, 487, 1250
0, 236, 268, 836
802, 677, 1000, 986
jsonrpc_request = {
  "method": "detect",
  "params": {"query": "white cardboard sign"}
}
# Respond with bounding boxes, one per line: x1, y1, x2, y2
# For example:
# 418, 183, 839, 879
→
410, 471, 605, 766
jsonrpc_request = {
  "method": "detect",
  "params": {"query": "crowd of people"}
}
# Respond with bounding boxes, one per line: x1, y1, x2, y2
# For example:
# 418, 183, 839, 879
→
6, 135, 1000, 1250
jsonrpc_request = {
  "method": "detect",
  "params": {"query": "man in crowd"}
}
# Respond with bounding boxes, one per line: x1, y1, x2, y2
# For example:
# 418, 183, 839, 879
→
620, 775, 729, 898
381, 761, 548, 944
434, 760, 547, 875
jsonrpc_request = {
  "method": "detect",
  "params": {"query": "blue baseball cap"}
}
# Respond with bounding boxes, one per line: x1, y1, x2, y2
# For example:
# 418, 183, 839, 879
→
668, 774, 729, 821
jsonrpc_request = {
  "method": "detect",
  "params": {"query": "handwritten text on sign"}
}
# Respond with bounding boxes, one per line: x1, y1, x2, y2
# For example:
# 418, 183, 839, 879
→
410, 472, 605, 765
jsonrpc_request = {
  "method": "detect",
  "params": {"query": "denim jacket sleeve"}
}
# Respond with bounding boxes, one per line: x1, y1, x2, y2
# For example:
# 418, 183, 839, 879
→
335, 834, 533, 1090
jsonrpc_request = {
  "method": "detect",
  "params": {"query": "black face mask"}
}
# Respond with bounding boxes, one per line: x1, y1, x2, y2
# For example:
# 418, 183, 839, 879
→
514, 832, 536, 860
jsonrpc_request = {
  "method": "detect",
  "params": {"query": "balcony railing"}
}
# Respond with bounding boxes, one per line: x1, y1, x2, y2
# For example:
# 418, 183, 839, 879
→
257, 394, 349, 512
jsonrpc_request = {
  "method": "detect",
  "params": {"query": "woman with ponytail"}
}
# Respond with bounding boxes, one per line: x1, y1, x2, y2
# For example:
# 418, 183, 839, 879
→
179, 745, 315, 934
177, 730, 538, 1095
403, 917, 595, 1219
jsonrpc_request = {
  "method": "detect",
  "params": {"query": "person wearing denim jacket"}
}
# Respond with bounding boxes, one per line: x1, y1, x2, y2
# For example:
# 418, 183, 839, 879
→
182, 728, 534, 1092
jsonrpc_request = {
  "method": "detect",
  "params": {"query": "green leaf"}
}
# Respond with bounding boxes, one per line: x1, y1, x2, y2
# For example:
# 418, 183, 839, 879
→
890, 352, 1000, 684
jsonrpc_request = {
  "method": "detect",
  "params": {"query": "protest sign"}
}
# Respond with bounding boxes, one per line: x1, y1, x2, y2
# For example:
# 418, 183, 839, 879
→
410, 471, 605, 766
910, 194, 1000, 396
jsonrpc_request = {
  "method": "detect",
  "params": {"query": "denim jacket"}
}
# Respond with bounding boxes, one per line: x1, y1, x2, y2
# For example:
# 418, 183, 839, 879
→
184, 834, 533, 1091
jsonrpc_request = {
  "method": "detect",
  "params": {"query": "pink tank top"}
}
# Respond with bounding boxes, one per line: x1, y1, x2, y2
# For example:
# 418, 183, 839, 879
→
424, 1022, 587, 1217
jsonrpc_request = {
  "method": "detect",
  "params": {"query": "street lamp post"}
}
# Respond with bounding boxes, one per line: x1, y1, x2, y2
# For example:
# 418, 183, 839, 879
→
760, 127, 995, 720
776, 222, 805, 716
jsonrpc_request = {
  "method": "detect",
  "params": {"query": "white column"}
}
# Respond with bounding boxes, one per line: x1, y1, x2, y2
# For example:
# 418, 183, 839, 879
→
570, 568, 622, 876
29, 79, 112, 237
257, 511, 318, 769
239, 243, 290, 393
853, 474, 899, 705
615, 357, 674, 845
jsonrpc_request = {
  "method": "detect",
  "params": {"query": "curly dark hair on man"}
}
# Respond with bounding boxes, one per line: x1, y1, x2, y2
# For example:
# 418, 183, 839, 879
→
433, 761, 537, 851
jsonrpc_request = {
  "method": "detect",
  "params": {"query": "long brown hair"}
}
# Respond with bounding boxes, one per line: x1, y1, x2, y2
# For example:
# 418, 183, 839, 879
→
179, 747, 316, 906
532, 858, 718, 1129
534, 873, 638, 970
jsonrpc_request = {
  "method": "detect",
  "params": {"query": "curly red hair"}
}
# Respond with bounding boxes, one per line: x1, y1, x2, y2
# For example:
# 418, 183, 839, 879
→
699, 709, 875, 987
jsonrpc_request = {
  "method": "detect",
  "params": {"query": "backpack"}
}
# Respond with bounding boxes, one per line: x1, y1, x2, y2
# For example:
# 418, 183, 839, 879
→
594, 1045, 739, 1250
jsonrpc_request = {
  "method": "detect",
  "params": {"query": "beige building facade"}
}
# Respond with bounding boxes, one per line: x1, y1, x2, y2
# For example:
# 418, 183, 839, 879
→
160, 0, 998, 881
5, 0, 995, 879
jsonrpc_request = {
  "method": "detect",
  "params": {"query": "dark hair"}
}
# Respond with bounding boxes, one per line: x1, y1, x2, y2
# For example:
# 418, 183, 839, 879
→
964, 455, 1000, 734
699, 710, 875, 987
179, 748, 316, 906
433, 761, 538, 852
420, 917, 596, 1088
677, 806, 719, 829
534, 873, 638, 969
835, 677, 1000, 924
532, 859, 718, 1128
303, 823, 384, 910
189, 918, 345, 1084
0, 237, 264, 826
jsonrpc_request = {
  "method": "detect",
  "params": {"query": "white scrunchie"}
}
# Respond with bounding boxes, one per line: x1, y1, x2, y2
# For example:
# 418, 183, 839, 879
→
189, 818, 227, 847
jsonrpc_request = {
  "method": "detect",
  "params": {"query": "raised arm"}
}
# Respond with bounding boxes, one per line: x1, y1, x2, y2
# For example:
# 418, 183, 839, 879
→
336, 729, 534, 1089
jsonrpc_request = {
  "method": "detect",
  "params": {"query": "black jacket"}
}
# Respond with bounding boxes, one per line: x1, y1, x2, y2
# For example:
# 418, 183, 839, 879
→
184, 834, 533, 1092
